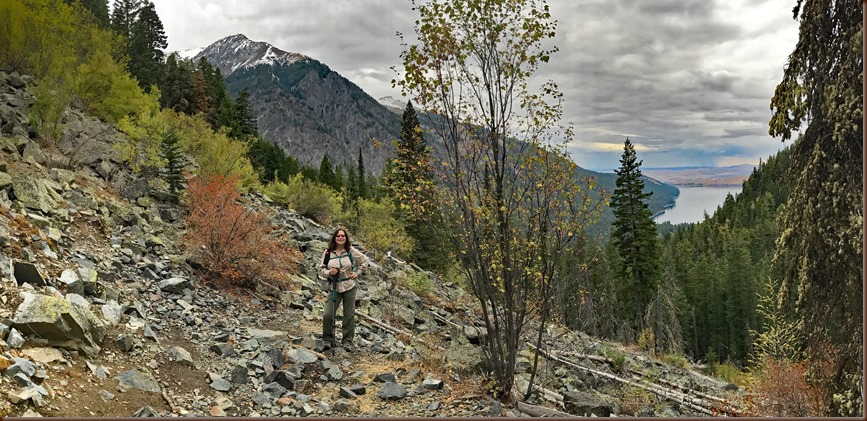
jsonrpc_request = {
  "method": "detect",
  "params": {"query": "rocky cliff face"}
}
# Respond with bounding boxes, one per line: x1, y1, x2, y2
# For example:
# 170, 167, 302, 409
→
192, 34, 399, 174
0, 71, 742, 417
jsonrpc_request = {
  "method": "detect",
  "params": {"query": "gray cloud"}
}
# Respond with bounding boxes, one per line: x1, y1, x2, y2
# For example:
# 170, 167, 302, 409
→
150, 0, 799, 170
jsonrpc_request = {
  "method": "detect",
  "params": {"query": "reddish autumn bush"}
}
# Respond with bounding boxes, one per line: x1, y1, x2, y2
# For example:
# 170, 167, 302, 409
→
747, 357, 827, 417
182, 173, 301, 289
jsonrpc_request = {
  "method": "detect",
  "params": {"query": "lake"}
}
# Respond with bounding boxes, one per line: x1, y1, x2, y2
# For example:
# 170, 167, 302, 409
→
653, 186, 740, 225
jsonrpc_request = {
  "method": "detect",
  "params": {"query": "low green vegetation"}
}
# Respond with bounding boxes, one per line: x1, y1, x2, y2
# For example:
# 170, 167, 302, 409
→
658, 353, 690, 369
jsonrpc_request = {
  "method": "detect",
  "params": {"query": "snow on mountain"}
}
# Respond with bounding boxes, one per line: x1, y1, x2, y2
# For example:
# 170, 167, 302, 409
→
190, 34, 307, 77
377, 95, 409, 113
177, 47, 204, 60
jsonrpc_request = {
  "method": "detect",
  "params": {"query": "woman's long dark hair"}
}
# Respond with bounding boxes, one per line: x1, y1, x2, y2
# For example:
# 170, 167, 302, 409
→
327, 228, 352, 252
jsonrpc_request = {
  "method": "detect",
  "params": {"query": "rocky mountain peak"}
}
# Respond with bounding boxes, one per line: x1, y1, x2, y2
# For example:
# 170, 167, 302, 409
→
192, 33, 308, 77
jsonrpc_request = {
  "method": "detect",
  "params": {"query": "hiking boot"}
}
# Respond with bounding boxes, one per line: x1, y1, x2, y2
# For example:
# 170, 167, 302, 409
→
342, 343, 354, 352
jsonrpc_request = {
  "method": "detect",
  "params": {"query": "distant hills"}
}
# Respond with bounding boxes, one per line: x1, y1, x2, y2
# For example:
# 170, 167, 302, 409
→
642, 164, 754, 187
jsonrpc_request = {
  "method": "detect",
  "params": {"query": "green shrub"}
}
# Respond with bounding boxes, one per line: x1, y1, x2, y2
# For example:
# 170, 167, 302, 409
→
74, 46, 160, 123
116, 105, 169, 172
165, 111, 259, 191
659, 353, 690, 369
715, 361, 750, 386
344, 198, 415, 260
263, 175, 340, 224
405, 271, 433, 297
602, 345, 627, 373
619, 385, 654, 416
637, 327, 655, 353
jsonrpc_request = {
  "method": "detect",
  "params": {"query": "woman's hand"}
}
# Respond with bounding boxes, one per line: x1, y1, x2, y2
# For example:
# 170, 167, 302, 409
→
348, 271, 358, 279
328, 268, 339, 276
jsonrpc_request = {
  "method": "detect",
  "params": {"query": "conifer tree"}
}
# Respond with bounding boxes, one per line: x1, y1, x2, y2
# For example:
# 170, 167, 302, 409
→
160, 53, 193, 112
768, 0, 862, 414
386, 100, 446, 271
388, 101, 435, 210
128, 1, 166, 90
160, 130, 185, 203
356, 148, 367, 200
610, 138, 660, 338
318, 154, 338, 190
299, 165, 318, 182
109, 0, 140, 42
345, 164, 358, 207
191, 70, 212, 116
214, 95, 236, 133
230, 88, 258, 139
196, 57, 224, 126
333, 164, 344, 192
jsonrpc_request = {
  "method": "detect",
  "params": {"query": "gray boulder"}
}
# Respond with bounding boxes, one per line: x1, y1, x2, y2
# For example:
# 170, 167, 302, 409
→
121, 177, 150, 201
168, 346, 194, 366
59, 269, 82, 294
247, 328, 287, 345
376, 382, 407, 400
0, 171, 11, 189
444, 340, 484, 374
116, 369, 161, 393
157, 277, 191, 293
563, 390, 613, 417
13, 261, 47, 286
287, 347, 318, 364
77, 267, 98, 296
10, 176, 59, 214
12, 292, 106, 354
21, 142, 48, 166
0, 252, 14, 283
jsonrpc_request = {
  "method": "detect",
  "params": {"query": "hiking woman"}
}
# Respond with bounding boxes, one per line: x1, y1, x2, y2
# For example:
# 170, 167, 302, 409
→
320, 228, 369, 351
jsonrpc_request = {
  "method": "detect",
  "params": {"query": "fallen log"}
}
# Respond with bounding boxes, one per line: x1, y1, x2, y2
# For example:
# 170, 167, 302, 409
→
559, 350, 615, 365
430, 311, 465, 330
356, 311, 412, 337
527, 343, 721, 416
653, 376, 732, 405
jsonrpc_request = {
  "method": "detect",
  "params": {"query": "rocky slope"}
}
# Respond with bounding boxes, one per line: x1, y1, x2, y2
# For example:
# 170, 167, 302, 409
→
0, 71, 744, 417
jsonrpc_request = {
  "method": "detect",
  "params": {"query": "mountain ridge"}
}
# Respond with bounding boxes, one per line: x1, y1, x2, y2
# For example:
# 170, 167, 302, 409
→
191, 34, 308, 77
191, 34, 400, 174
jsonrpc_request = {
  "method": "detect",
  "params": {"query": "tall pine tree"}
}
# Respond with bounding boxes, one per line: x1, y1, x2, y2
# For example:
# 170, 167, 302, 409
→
345, 164, 358, 211
159, 53, 193, 112
160, 130, 185, 203
610, 138, 660, 340
318, 154, 338, 190
768, 0, 862, 414
356, 148, 367, 200
230, 88, 258, 139
109, 0, 140, 43
128, 0, 166, 90
386, 100, 446, 271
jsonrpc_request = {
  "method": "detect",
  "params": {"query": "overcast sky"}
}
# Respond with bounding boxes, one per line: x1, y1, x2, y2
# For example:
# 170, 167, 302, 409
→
149, 0, 800, 171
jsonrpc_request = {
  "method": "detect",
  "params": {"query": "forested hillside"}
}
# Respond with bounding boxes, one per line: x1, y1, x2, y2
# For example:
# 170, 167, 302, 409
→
660, 146, 793, 366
